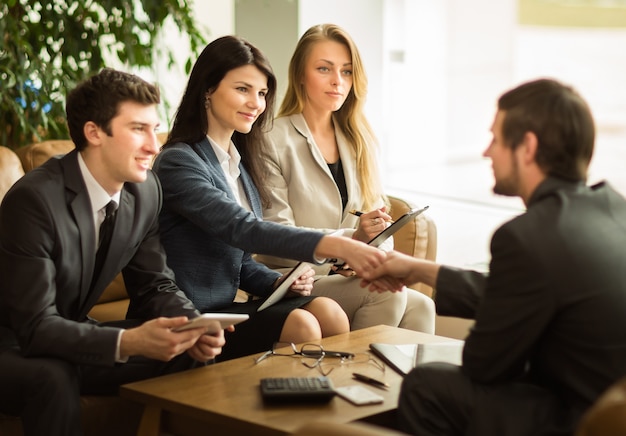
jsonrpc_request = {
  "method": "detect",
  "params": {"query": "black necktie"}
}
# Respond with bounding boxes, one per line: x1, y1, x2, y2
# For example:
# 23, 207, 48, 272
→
92, 201, 117, 288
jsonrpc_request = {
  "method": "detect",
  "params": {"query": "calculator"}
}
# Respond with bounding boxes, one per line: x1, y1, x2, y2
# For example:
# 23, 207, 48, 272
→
260, 376, 336, 403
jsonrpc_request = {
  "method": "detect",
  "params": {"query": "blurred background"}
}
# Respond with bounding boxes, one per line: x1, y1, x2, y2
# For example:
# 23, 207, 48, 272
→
151, 0, 625, 270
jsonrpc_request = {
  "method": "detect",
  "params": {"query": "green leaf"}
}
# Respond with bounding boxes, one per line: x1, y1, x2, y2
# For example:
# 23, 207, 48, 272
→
1, 0, 207, 149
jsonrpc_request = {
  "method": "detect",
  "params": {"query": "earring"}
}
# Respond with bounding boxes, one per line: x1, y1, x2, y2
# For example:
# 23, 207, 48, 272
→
204, 98, 210, 109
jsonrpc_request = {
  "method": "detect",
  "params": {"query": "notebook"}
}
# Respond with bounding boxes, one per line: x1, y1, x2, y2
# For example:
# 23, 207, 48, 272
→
369, 341, 464, 376
257, 262, 313, 311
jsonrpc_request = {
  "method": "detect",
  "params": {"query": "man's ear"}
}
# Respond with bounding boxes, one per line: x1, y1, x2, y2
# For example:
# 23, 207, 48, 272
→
83, 121, 102, 146
519, 131, 539, 165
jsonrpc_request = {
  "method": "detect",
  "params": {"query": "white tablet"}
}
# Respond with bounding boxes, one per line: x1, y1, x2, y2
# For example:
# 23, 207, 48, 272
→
257, 262, 313, 312
172, 313, 249, 333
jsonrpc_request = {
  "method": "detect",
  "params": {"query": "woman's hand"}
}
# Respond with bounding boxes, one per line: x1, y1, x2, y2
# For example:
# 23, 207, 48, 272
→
315, 236, 386, 277
352, 207, 392, 243
276, 266, 316, 297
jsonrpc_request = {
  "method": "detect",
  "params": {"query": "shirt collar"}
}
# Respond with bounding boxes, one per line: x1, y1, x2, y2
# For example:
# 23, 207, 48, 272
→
526, 176, 586, 208
207, 135, 242, 178
77, 152, 121, 213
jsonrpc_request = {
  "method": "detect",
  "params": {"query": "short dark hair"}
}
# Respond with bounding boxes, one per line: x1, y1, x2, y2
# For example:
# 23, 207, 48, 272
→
165, 35, 277, 206
498, 78, 595, 181
66, 68, 160, 150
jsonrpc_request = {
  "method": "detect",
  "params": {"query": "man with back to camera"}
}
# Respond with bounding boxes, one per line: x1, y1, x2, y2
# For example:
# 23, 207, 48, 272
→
361, 78, 626, 435
0, 68, 227, 436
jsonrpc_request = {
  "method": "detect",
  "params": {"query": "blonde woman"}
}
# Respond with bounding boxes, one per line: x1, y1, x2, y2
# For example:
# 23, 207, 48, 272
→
259, 24, 435, 332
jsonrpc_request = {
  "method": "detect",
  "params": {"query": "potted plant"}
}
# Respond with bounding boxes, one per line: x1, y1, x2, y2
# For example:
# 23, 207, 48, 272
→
0, 0, 206, 149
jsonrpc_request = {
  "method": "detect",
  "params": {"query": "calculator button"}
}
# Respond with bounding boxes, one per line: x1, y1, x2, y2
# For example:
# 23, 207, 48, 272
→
260, 377, 336, 403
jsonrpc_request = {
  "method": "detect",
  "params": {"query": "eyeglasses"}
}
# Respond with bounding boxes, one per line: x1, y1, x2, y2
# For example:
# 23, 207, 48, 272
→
254, 342, 385, 376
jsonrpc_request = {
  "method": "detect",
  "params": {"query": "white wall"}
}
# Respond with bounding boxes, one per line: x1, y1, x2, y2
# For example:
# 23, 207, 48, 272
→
298, 0, 385, 142
145, 0, 626, 195
149, 0, 235, 128
382, 0, 517, 172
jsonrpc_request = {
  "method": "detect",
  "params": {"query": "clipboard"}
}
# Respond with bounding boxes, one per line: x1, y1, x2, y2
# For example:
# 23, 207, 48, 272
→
332, 206, 429, 271
367, 205, 429, 248
257, 262, 313, 312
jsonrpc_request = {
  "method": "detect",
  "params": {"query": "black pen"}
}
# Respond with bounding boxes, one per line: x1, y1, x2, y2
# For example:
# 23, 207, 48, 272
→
301, 349, 354, 359
349, 209, 394, 224
352, 372, 389, 390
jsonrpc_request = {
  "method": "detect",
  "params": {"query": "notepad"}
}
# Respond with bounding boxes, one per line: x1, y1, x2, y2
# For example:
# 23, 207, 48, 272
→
369, 341, 464, 376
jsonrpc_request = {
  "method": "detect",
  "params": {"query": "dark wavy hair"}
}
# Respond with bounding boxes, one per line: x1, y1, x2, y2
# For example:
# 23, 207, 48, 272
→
66, 68, 160, 151
165, 35, 277, 206
498, 78, 595, 181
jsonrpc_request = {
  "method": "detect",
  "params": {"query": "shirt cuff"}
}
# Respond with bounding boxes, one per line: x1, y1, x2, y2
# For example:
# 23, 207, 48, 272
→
115, 329, 129, 363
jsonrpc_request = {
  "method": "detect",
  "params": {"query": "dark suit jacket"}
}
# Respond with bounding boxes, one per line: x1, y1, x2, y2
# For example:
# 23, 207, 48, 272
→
435, 177, 626, 427
152, 138, 324, 311
0, 150, 198, 366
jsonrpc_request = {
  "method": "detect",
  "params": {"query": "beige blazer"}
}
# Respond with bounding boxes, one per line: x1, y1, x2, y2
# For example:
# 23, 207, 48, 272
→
258, 113, 389, 273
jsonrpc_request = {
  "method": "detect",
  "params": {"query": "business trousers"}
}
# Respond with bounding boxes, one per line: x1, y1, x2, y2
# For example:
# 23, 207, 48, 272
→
0, 344, 201, 436
397, 362, 573, 436
311, 274, 435, 333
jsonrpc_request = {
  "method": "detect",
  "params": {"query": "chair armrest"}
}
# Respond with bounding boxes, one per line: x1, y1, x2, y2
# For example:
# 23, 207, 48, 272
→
576, 377, 626, 436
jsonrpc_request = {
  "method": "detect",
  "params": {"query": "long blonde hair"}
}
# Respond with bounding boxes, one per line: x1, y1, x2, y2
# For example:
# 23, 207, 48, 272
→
278, 24, 385, 211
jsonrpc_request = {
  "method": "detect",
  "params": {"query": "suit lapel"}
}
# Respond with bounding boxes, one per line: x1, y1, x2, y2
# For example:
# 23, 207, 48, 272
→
290, 113, 359, 219
199, 138, 263, 217
61, 151, 98, 306
201, 140, 235, 200
239, 168, 262, 218
291, 114, 330, 174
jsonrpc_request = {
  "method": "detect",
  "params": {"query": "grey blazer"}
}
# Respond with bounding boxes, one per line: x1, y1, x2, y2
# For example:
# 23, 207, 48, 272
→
0, 150, 198, 366
152, 138, 324, 311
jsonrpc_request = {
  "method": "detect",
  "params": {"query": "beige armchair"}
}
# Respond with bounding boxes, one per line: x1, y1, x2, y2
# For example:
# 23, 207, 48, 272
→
387, 195, 436, 297
0, 146, 25, 203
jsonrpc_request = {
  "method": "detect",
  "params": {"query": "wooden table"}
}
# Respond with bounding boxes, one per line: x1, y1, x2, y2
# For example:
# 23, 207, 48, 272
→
121, 325, 461, 435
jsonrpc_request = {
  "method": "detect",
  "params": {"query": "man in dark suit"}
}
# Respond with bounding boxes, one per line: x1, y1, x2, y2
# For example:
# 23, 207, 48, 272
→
0, 68, 226, 436
362, 78, 626, 435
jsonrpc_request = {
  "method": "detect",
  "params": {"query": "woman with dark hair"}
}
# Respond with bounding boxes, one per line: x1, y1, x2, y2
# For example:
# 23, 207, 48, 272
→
153, 36, 384, 361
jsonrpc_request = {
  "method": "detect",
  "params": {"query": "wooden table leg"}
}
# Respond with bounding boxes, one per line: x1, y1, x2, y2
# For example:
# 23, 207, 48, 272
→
136, 404, 161, 436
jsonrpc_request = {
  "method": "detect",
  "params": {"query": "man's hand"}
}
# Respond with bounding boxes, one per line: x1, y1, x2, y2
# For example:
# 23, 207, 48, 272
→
360, 250, 441, 292
187, 327, 229, 362
120, 316, 223, 362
